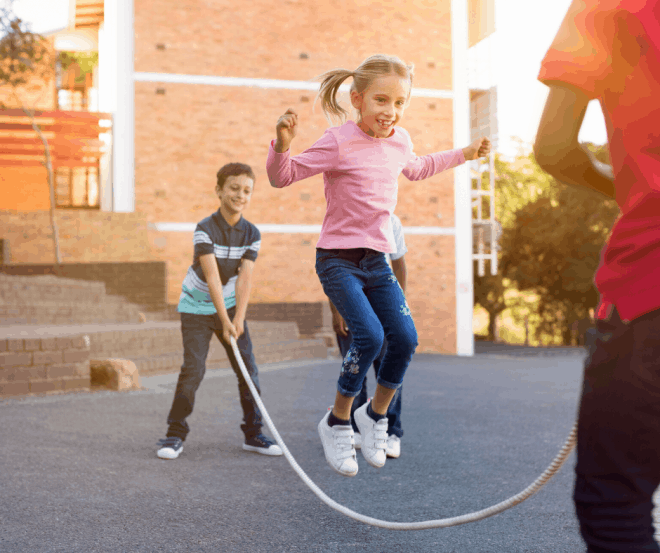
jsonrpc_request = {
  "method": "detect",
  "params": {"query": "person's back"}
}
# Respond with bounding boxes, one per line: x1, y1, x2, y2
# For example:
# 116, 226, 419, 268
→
535, 1, 660, 550
538, 0, 660, 321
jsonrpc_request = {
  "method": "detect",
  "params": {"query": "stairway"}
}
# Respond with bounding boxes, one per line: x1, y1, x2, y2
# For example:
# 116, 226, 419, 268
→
0, 274, 329, 396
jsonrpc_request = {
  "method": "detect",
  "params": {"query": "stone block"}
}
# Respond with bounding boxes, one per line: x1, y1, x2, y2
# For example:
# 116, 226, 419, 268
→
0, 381, 29, 396
90, 359, 141, 391
29, 380, 62, 394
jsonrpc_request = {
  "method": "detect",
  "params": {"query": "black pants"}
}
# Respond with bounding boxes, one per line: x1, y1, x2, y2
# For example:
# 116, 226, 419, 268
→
166, 310, 263, 441
574, 307, 660, 552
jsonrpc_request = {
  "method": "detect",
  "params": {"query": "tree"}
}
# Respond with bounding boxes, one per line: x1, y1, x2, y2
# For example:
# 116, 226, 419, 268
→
504, 145, 619, 344
473, 151, 557, 341
0, 1, 60, 266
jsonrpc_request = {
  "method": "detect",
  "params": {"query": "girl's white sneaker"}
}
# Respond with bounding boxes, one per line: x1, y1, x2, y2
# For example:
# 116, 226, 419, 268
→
386, 435, 401, 458
318, 411, 358, 477
354, 403, 388, 468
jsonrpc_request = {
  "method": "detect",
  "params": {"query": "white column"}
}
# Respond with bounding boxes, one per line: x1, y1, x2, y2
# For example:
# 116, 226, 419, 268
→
452, 0, 474, 356
107, 0, 135, 213
97, 21, 114, 212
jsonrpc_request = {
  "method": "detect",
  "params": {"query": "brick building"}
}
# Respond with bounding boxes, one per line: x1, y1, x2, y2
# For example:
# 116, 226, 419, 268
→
0, 0, 496, 355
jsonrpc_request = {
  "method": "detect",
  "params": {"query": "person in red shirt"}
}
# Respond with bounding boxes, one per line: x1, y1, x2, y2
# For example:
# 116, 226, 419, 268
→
535, 1, 660, 550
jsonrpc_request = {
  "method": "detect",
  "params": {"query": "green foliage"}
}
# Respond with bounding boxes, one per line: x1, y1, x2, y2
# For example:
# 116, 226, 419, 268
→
0, 6, 52, 92
473, 151, 558, 340
474, 145, 618, 344
503, 145, 619, 344
58, 51, 98, 84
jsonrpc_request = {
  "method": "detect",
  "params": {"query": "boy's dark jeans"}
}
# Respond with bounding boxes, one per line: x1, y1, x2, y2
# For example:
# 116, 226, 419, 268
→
166, 309, 263, 441
574, 307, 660, 552
336, 330, 403, 438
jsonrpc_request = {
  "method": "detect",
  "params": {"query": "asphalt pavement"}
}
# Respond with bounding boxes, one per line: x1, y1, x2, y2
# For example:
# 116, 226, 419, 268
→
2, 349, 593, 552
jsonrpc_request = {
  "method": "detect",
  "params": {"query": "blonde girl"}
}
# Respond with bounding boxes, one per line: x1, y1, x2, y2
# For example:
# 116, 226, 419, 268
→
267, 54, 490, 477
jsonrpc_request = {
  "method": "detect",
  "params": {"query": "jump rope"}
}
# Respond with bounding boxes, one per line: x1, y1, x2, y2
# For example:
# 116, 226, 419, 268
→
230, 336, 577, 530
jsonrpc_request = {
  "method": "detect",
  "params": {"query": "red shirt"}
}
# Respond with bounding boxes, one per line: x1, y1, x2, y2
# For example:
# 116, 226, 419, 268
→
539, 0, 660, 322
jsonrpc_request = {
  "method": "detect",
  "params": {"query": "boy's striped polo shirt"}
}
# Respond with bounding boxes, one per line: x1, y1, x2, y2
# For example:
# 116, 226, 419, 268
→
177, 209, 261, 315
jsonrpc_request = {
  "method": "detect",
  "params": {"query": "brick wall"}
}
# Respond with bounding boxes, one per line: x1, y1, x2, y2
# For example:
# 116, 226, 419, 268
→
0, 335, 90, 396
134, 0, 452, 89
133, 0, 458, 353
0, 210, 154, 264
247, 302, 332, 337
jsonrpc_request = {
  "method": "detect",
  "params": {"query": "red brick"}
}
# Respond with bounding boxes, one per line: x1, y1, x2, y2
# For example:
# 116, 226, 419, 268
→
61, 377, 90, 390
74, 363, 90, 377
23, 339, 41, 351
7, 339, 24, 351
47, 364, 78, 379
0, 366, 47, 382
56, 337, 72, 349
32, 351, 64, 365
40, 338, 58, 351
70, 335, 90, 350
63, 350, 89, 364
0, 352, 32, 367
0, 381, 29, 396
29, 380, 63, 394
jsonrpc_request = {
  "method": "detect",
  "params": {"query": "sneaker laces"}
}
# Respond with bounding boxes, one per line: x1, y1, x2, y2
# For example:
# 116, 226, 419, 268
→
332, 426, 356, 461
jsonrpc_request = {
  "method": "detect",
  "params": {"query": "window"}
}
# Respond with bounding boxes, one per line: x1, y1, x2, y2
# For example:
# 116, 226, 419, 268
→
55, 164, 100, 209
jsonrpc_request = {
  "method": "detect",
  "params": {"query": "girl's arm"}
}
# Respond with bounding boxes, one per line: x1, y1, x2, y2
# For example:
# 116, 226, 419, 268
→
402, 137, 491, 181
267, 109, 338, 188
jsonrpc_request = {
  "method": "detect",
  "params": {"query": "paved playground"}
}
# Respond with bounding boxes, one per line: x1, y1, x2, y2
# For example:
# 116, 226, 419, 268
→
1, 347, 604, 552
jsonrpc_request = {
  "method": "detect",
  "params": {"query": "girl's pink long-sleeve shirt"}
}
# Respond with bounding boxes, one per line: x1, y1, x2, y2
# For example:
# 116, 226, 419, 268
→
266, 120, 465, 253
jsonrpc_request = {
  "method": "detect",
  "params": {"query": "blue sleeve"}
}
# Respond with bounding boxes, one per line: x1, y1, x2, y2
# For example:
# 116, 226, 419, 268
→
193, 222, 214, 259
243, 226, 261, 262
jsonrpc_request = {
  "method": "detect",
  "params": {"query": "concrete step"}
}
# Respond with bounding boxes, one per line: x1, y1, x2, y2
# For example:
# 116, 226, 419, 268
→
0, 301, 143, 325
0, 273, 107, 303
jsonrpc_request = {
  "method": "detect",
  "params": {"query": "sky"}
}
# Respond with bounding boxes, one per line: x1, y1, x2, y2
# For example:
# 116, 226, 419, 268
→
11, 0, 608, 156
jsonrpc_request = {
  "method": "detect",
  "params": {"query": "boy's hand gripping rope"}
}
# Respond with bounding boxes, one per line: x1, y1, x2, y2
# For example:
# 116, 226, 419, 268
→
230, 336, 577, 530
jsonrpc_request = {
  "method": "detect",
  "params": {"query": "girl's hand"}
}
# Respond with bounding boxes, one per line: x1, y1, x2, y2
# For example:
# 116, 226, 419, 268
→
462, 137, 491, 161
275, 108, 298, 153
332, 312, 349, 337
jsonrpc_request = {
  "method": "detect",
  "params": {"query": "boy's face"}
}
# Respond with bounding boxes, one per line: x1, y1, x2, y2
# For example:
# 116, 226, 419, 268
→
216, 174, 254, 215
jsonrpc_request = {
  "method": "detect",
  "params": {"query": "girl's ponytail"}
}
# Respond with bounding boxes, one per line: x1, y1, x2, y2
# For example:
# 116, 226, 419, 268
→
316, 69, 354, 124
315, 55, 414, 125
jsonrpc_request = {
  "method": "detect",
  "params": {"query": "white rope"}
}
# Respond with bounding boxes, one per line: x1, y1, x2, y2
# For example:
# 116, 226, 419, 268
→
231, 336, 577, 530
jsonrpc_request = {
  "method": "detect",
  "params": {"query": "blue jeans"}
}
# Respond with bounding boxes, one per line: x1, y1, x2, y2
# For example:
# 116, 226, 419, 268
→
574, 307, 660, 552
315, 247, 418, 399
336, 330, 404, 438
166, 309, 263, 441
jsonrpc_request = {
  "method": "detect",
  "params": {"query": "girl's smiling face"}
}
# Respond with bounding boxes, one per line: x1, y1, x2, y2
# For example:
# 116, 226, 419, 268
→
351, 74, 410, 138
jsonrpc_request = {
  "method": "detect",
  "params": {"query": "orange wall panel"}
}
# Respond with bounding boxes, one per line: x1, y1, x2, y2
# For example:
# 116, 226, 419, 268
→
0, 167, 51, 211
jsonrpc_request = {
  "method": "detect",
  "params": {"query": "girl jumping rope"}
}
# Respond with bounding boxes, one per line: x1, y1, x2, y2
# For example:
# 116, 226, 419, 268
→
267, 54, 490, 477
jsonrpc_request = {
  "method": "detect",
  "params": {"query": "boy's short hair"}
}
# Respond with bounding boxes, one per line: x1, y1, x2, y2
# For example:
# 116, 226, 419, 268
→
216, 163, 255, 190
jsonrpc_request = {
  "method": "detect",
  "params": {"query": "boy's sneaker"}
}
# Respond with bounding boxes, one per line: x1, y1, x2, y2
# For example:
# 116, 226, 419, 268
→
157, 437, 183, 460
318, 410, 358, 477
354, 403, 388, 468
243, 434, 283, 456
353, 432, 362, 450
386, 435, 401, 459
